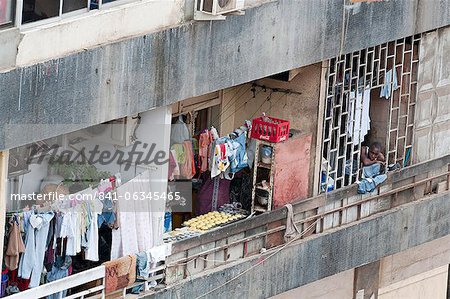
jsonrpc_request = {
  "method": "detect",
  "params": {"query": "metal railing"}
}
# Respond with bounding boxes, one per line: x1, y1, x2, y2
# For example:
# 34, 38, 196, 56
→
6, 262, 166, 298
8, 266, 106, 299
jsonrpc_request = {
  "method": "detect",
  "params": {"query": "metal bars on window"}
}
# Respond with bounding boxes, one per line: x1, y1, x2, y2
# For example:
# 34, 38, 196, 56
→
320, 35, 421, 193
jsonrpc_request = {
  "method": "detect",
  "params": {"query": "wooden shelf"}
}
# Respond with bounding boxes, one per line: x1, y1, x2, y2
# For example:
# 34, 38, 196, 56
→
255, 185, 271, 191
257, 161, 272, 169
253, 204, 268, 213
251, 139, 276, 214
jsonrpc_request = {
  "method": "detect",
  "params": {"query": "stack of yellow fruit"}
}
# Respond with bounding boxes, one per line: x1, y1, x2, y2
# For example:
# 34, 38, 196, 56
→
183, 212, 243, 232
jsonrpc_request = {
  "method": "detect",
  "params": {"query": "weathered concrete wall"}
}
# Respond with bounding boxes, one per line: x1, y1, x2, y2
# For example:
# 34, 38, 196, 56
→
1, 0, 450, 150
270, 270, 354, 299
414, 27, 450, 163
146, 191, 450, 299
379, 234, 450, 289
0, 28, 19, 70
271, 234, 450, 299
378, 266, 448, 299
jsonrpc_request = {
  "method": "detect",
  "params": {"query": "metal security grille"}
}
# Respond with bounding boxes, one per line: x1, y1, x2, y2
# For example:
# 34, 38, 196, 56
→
320, 35, 421, 193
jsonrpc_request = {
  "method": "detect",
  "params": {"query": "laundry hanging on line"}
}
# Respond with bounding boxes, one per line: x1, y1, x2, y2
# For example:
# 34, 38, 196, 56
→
380, 69, 399, 99
347, 87, 371, 146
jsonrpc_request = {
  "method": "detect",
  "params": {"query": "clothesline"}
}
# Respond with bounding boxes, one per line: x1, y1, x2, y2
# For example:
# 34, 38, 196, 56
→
5, 175, 121, 219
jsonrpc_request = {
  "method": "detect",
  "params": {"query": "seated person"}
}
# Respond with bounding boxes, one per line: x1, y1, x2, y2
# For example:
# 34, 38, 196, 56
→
357, 142, 387, 194
360, 142, 385, 178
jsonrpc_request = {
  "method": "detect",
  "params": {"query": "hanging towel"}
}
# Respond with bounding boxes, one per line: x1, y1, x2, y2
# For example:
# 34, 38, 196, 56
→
199, 130, 212, 173
347, 87, 371, 146
111, 171, 157, 259
284, 204, 300, 243
104, 255, 137, 294
181, 140, 196, 179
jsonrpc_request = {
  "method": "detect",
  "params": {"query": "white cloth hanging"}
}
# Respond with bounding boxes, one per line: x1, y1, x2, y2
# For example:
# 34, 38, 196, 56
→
135, 171, 154, 252
347, 87, 371, 146
170, 115, 190, 145
85, 191, 103, 261
111, 170, 157, 259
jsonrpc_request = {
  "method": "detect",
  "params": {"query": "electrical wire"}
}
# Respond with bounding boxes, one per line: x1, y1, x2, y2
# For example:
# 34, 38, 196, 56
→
249, 91, 285, 120
210, 85, 255, 127
221, 85, 248, 113
217, 89, 265, 129
194, 218, 321, 299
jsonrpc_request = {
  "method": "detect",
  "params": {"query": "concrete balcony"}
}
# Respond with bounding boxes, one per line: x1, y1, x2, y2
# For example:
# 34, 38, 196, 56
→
145, 155, 450, 298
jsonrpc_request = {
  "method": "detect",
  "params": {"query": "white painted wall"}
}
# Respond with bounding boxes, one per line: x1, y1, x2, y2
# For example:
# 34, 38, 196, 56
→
15, 0, 185, 67
7, 161, 49, 211
0, 0, 273, 70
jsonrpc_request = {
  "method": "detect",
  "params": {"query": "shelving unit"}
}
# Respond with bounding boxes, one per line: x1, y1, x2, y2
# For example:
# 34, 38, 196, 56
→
250, 130, 313, 214
251, 139, 276, 213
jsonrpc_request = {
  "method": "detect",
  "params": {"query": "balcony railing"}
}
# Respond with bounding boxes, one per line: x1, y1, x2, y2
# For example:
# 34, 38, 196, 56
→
164, 154, 450, 286
4, 156, 450, 297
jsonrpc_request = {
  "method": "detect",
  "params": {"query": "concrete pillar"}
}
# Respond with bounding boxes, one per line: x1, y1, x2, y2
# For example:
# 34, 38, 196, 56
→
0, 151, 9, 265
354, 261, 380, 299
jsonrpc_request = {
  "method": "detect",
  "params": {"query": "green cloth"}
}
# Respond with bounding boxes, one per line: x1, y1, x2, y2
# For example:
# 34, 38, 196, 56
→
171, 144, 186, 164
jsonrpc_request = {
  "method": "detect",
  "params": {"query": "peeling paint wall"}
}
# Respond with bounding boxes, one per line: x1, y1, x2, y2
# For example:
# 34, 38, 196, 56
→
1, 0, 450, 150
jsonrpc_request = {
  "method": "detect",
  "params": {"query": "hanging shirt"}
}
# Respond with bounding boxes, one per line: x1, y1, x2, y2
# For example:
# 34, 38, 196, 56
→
60, 211, 78, 256
380, 69, 399, 99
229, 133, 249, 173
85, 193, 103, 262
211, 139, 232, 178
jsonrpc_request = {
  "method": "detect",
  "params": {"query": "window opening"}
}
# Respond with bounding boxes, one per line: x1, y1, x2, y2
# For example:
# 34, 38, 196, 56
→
21, 0, 121, 24
320, 34, 421, 193
0, 0, 14, 26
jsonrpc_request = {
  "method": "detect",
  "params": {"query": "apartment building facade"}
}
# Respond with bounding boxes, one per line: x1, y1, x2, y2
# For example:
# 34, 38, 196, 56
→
0, 0, 450, 298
